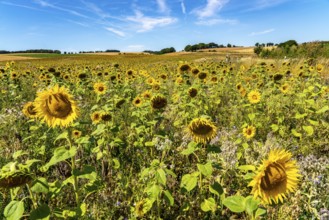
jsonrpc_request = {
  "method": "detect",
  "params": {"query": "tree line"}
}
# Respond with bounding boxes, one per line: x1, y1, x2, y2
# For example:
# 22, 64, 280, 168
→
184, 42, 239, 52
0, 49, 61, 54
254, 40, 329, 58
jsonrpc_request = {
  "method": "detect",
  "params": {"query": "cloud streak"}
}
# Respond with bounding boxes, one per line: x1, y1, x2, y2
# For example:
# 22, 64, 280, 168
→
180, 0, 186, 14
156, 0, 169, 13
105, 27, 126, 37
196, 18, 237, 26
33, 0, 89, 18
126, 11, 177, 32
249, 28, 275, 36
193, 0, 230, 19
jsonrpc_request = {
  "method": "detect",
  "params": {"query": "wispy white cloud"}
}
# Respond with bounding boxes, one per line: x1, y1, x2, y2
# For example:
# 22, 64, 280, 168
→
156, 0, 169, 13
126, 10, 177, 32
81, 0, 110, 18
67, 19, 89, 27
193, 0, 230, 19
1, 1, 41, 11
105, 27, 126, 37
33, 0, 89, 18
196, 18, 237, 26
249, 28, 275, 36
245, 0, 289, 11
180, 0, 186, 14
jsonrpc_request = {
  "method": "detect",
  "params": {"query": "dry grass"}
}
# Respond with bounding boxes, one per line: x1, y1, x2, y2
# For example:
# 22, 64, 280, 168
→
0, 54, 37, 61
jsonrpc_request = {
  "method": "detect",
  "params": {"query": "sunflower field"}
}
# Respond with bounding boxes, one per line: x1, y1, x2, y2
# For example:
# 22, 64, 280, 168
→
0, 54, 328, 219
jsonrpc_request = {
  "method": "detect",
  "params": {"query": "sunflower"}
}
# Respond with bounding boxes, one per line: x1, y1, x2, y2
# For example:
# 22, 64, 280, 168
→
191, 68, 200, 76
133, 97, 143, 107
279, 83, 290, 94
101, 112, 112, 122
93, 82, 107, 95
239, 87, 247, 97
72, 130, 82, 138
91, 111, 102, 124
249, 149, 301, 204
116, 99, 126, 108
187, 118, 217, 144
10, 71, 19, 80
150, 95, 167, 110
22, 102, 38, 118
178, 63, 191, 74
247, 90, 261, 104
243, 125, 256, 139
34, 84, 79, 128
0, 170, 32, 189
198, 72, 208, 80
316, 64, 324, 73
152, 82, 161, 91
188, 87, 198, 98
142, 90, 152, 99
236, 83, 243, 91
146, 77, 155, 85
175, 77, 184, 85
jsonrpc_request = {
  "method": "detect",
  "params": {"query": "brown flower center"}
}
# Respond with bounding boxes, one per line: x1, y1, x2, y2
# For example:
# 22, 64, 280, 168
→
46, 93, 72, 118
261, 162, 287, 191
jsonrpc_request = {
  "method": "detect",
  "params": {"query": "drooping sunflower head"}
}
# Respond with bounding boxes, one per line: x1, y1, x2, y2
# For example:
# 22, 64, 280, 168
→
34, 84, 79, 128
191, 68, 200, 76
150, 95, 167, 110
249, 149, 301, 205
0, 163, 32, 189
22, 102, 38, 118
188, 87, 198, 98
93, 82, 107, 95
116, 99, 126, 109
247, 90, 261, 104
101, 112, 112, 122
178, 63, 192, 74
243, 125, 256, 139
187, 118, 217, 144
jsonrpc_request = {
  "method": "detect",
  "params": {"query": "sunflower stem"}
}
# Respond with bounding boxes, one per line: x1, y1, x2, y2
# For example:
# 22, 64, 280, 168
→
67, 131, 80, 208
26, 184, 37, 209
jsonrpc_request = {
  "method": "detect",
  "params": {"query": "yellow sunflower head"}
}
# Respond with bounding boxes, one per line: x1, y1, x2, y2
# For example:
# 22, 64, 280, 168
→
22, 102, 38, 118
133, 96, 143, 107
239, 87, 247, 97
280, 83, 290, 94
249, 149, 301, 205
93, 82, 107, 95
187, 118, 217, 144
142, 90, 152, 99
247, 90, 261, 104
72, 130, 82, 139
316, 63, 324, 73
34, 84, 79, 128
243, 125, 256, 139
90, 111, 102, 124
150, 95, 167, 110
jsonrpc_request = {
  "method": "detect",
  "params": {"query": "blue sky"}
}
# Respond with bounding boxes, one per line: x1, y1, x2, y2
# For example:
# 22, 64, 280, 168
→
1, 0, 329, 52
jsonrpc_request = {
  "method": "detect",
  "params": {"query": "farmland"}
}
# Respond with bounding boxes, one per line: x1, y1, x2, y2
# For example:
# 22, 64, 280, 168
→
0, 51, 328, 219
